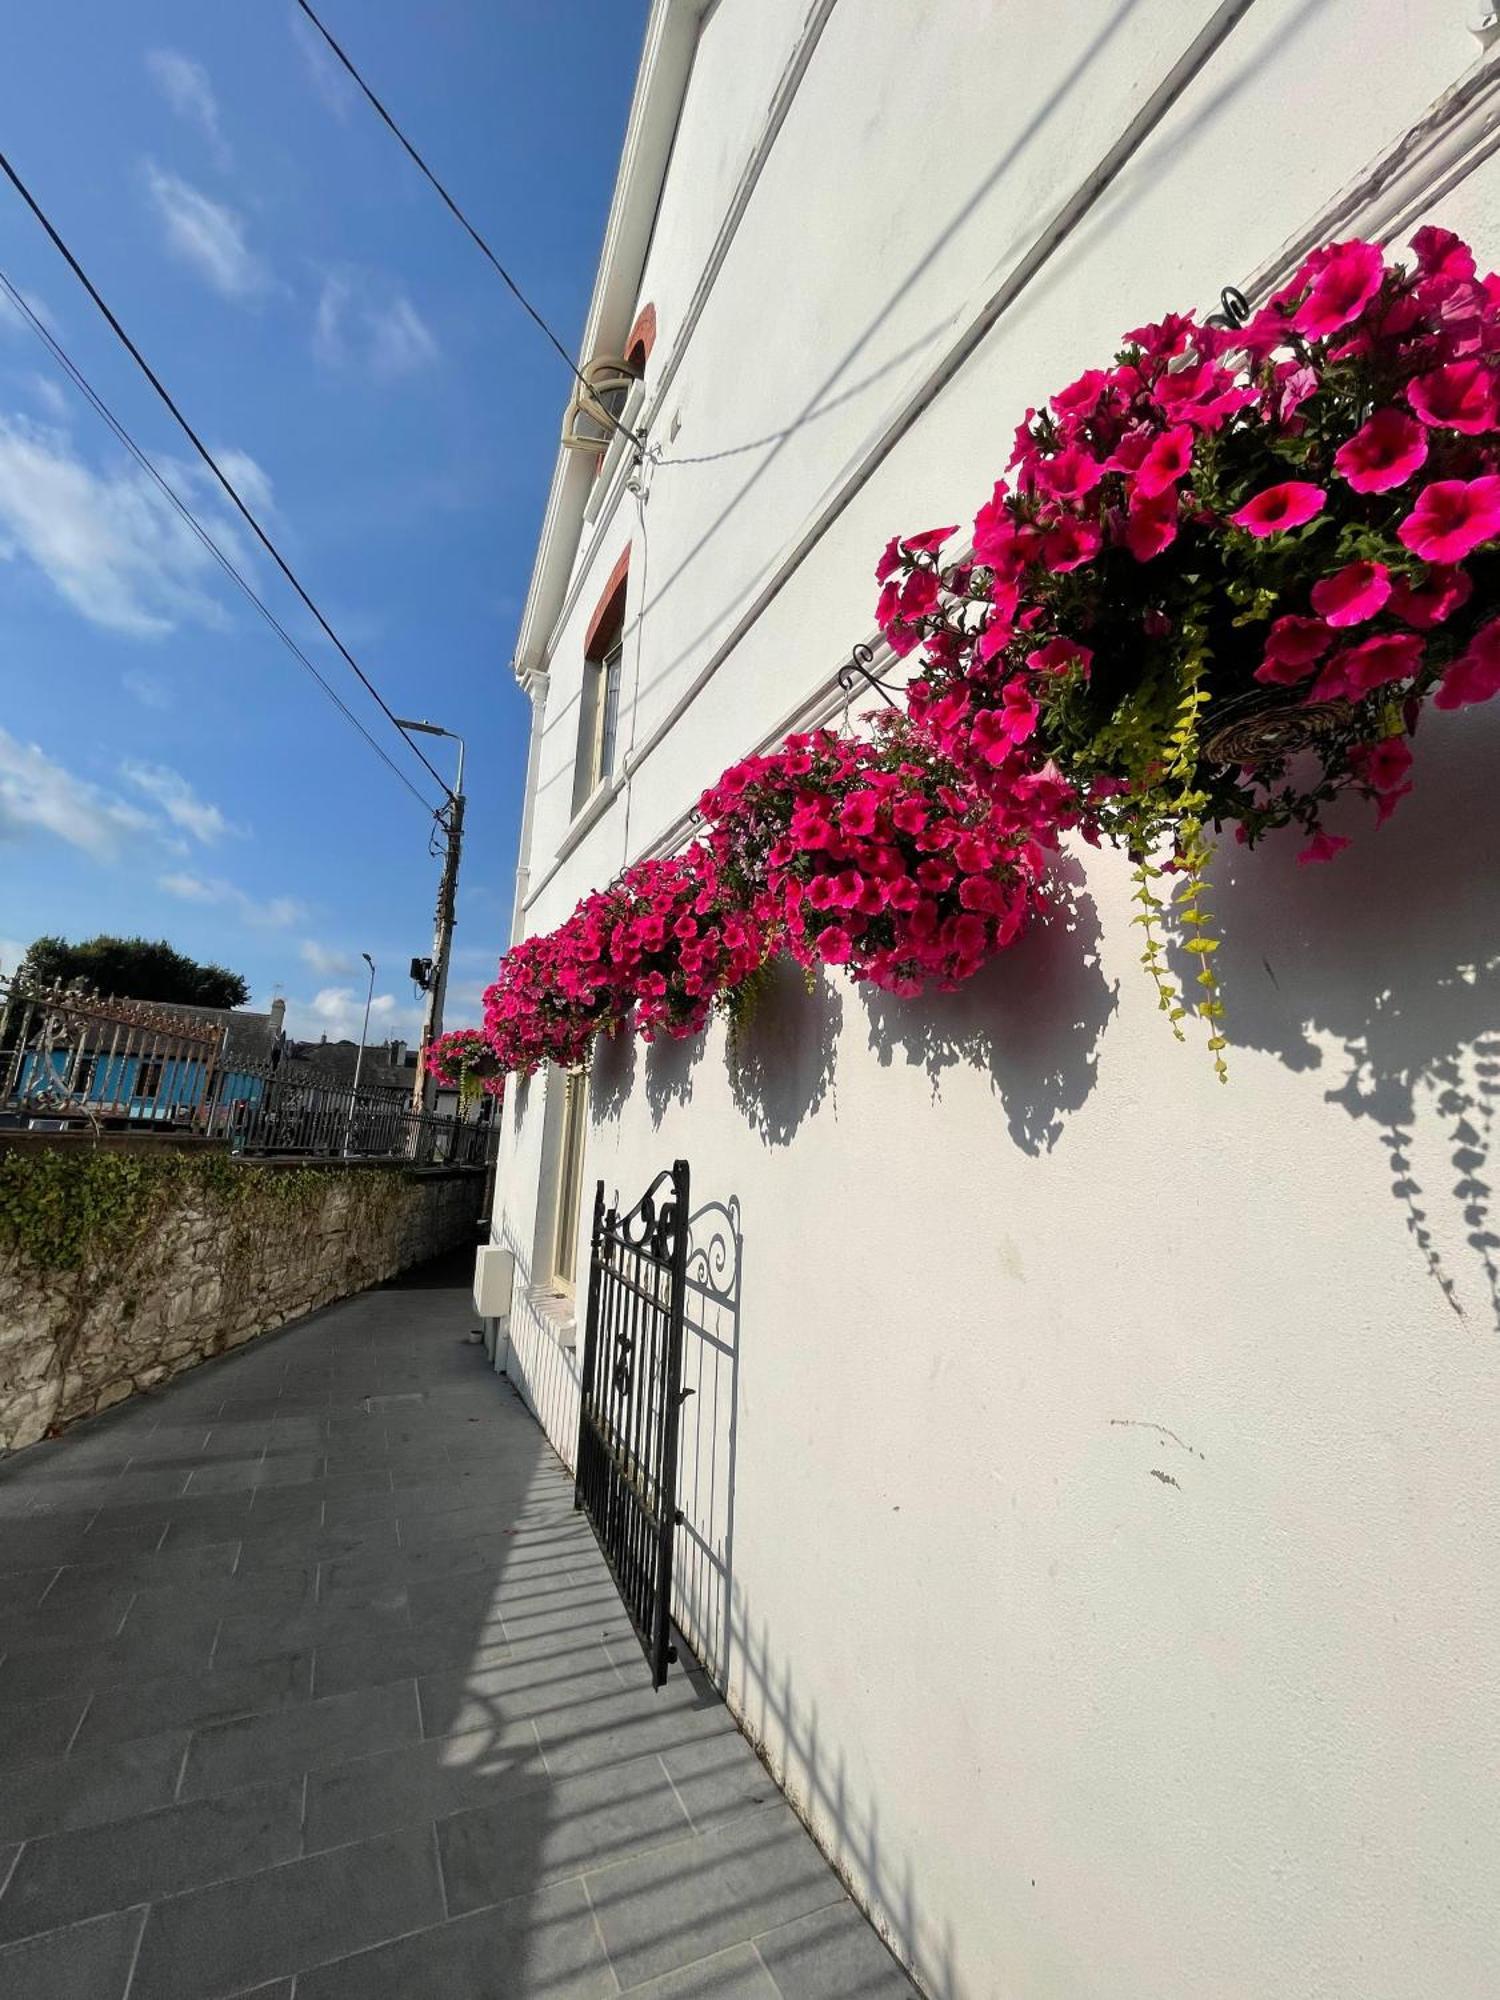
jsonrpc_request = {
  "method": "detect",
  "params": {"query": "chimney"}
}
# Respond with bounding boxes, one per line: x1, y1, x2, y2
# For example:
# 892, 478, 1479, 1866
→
388, 1038, 406, 1066
269, 997, 286, 1038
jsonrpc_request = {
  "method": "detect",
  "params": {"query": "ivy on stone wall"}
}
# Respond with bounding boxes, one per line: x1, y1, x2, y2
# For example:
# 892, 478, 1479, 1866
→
0, 1150, 409, 1274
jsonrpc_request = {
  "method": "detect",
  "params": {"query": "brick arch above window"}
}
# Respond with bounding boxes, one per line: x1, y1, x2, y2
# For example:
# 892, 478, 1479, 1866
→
585, 545, 631, 659
624, 301, 657, 376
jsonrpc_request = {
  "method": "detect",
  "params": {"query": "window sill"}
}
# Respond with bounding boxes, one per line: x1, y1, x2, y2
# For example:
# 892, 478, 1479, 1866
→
530, 1287, 577, 1351
557, 774, 623, 863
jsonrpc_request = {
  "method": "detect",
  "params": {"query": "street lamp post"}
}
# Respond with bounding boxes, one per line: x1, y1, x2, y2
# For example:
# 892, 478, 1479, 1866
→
395, 719, 465, 1118
342, 952, 376, 1160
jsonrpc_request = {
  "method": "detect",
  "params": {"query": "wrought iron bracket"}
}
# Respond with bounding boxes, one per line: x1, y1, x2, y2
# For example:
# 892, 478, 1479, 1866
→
1204, 285, 1251, 332
837, 641, 901, 711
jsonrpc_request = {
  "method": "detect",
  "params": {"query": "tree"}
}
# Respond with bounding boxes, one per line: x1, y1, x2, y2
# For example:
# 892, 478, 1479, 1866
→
16, 936, 250, 1009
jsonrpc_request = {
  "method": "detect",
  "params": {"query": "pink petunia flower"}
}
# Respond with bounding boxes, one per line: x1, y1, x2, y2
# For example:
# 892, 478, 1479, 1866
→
1388, 565, 1471, 629
1266, 615, 1333, 666
814, 926, 853, 965
1000, 678, 1040, 743
1396, 477, 1500, 563
1134, 425, 1194, 499
1411, 226, 1475, 282
1230, 481, 1327, 537
1353, 736, 1414, 794
1298, 829, 1352, 865
1124, 487, 1178, 561
1291, 240, 1385, 338
1433, 617, 1500, 711
1256, 612, 1336, 684
1332, 408, 1427, 493
1025, 636, 1092, 678
1036, 446, 1103, 502
839, 790, 882, 837
1040, 515, 1102, 572
1310, 560, 1391, 627
1405, 360, 1498, 435
1314, 632, 1424, 700
1051, 368, 1109, 417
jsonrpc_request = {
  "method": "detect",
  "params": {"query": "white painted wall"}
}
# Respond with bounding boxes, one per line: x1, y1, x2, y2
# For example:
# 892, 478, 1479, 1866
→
493, 5, 1500, 1994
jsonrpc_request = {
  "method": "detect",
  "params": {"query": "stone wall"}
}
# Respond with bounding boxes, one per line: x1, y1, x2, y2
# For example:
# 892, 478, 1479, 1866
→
0, 1148, 485, 1453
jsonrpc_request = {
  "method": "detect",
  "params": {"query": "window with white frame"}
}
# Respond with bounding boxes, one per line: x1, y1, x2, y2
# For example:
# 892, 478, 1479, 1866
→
550, 1067, 589, 1293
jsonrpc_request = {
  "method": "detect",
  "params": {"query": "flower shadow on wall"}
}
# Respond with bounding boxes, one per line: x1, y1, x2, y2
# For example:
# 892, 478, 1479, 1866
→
728, 957, 844, 1149
1213, 704, 1500, 1325
860, 868, 1117, 1157
645, 1031, 702, 1129
589, 1025, 637, 1124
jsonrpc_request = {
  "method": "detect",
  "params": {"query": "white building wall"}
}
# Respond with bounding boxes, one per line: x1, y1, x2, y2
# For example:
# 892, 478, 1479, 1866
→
492, 6, 1500, 1995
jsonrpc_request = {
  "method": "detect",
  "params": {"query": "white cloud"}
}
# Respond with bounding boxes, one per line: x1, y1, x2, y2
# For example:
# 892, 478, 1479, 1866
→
158, 872, 305, 928
283, 984, 421, 1043
289, 9, 357, 119
27, 373, 70, 420
145, 49, 230, 167
314, 270, 438, 380
0, 730, 155, 861
0, 937, 28, 976
0, 285, 57, 341
144, 165, 267, 300
213, 447, 275, 516
122, 762, 238, 844
122, 669, 170, 710
299, 939, 354, 977
0, 414, 245, 637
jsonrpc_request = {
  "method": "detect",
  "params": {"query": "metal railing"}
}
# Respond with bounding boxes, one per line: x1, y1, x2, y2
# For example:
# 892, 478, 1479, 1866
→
0, 977, 494, 1167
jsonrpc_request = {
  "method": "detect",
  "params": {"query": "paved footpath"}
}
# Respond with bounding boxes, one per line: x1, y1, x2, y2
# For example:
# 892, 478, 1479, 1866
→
0, 1255, 917, 1999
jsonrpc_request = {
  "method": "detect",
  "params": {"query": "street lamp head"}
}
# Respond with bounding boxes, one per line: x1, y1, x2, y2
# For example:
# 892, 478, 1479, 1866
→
394, 717, 453, 740
361, 952, 374, 973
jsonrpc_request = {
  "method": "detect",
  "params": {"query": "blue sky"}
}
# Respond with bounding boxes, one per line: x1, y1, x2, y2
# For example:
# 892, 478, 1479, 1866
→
0, 1, 646, 1040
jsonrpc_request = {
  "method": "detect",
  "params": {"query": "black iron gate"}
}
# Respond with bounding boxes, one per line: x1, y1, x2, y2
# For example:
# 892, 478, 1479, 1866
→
574, 1159, 690, 1687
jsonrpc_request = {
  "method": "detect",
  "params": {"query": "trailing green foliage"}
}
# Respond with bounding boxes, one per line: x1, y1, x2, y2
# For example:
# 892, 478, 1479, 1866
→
0, 1150, 407, 1275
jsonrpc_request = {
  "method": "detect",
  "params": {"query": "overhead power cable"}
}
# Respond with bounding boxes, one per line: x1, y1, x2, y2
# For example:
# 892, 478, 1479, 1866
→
0, 146, 454, 804
0, 267, 444, 820
292, 0, 644, 450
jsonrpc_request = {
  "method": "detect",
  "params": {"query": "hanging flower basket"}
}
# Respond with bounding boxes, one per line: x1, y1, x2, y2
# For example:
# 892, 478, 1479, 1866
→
425, 1027, 506, 1102
481, 889, 633, 1077
604, 847, 770, 1043
880, 230, 1500, 1072
699, 715, 1057, 995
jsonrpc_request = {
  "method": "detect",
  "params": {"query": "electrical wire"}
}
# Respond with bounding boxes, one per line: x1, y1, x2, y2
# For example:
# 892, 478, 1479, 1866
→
292, 0, 645, 451
0, 265, 444, 821
0, 146, 454, 804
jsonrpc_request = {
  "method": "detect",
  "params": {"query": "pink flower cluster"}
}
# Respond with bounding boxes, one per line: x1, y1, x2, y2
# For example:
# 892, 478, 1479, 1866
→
602, 848, 768, 1043
879, 229, 1500, 860
424, 1027, 505, 1100
699, 721, 1050, 995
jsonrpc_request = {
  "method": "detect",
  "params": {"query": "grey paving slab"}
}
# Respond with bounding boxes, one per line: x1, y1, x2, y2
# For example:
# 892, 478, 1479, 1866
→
0, 1906, 145, 1999
0, 1254, 918, 1999
439, 1751, 693, 1911
303, 1718, 547, 1850
0, 1693, 89, 1774
128, 1822, 444, 2000
294, 1877, 616, 2000
312, 1623, 510, 1701
629, 1941, 782, 1998
210, 1593, 413, 1669
659, 1729, 781, 1831
0, 1775, 303, 1942
753, 1900, 920, 1997
584, 1802, 848, 1989
35, 1539, 240, 1604
0, 1621, 221, 1705
0, 1730, 189, 1843
73, 1651, 313, 1756
180, 1676, 420, 1796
